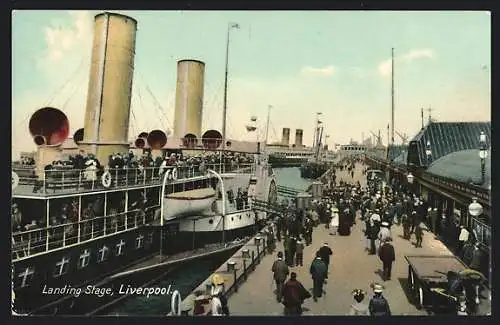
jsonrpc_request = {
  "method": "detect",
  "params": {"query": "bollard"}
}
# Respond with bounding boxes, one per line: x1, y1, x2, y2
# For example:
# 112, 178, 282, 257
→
256, 245, 260, 263
243, 259, 247, 280
251, 250, 255, 270
233, 268, 238, 292
262, 238, 267, 255
242, 248, 250, 259
227, 260, 236, 272
254, 236, 262, 246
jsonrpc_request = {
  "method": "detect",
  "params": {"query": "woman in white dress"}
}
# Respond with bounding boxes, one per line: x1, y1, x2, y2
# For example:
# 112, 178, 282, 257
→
330, 207, 339, 235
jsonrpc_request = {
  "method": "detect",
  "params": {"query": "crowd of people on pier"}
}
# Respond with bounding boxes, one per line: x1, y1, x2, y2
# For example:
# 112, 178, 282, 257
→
253, 158, 487, 316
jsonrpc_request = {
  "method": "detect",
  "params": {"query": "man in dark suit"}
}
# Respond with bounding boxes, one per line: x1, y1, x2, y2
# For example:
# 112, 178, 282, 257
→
378, 238, 396, 280
317, 243, 333, 276
271, 251, 289, 302
310, 251, 328, 301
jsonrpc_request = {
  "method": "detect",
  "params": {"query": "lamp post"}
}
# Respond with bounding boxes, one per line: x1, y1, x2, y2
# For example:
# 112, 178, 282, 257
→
479, 131, 488, 185
425, 140, 432, 166
468, 198, 489, 304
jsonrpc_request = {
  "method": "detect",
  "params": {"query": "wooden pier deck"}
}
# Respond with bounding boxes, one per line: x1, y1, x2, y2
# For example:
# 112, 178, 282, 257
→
180, 163, 492, 316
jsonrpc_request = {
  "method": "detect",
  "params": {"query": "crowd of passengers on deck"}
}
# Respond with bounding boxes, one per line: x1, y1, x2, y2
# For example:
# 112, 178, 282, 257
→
11, 188, 160, 257
16, 150, 254, 193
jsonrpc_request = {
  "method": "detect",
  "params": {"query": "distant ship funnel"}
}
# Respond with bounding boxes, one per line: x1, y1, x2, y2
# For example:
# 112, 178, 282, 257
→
146, 130, 167, 149
73, 128, 84, 145
182, 133, 198, 148
295, 129, 303, 147
282, 128, 290, 146
29, 107, 70, 146
202, 130, 222, 150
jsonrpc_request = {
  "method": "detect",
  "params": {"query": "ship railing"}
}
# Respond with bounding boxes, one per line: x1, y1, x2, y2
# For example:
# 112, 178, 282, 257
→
12, 163, 255, 194
11, 205, 160, 261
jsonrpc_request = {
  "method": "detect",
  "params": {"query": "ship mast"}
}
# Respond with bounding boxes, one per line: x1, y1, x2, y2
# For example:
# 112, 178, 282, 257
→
264, 105, 272, 153
391, 47, 395, 147
221, 22, 239, 154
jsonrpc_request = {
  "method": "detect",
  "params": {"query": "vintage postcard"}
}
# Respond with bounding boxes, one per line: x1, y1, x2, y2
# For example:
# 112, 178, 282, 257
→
11, 10, 490, 316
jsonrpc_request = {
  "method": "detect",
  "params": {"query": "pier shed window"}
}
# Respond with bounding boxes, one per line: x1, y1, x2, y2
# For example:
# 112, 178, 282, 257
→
17, 266, 35, 288
53, 256, 70, 277
78, 249, 91, 269
97, 245, 109, 262
116, 239, 126, 256
135, 234, 144, 249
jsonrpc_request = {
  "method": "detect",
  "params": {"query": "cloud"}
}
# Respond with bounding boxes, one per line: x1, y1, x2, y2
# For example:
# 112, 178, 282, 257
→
41, 11, 94, 64
378, 48, 435, 77
401, 48, 434, 62
378, 59, 392, 77
300, 65, 337, 77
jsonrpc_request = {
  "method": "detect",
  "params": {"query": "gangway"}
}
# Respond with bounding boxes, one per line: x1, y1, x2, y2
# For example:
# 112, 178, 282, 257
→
276, 185, 301, 197
251, 198, 287, 215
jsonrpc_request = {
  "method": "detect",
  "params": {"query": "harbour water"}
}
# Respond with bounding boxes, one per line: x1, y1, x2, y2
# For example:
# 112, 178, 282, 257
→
105, 167, 310, 315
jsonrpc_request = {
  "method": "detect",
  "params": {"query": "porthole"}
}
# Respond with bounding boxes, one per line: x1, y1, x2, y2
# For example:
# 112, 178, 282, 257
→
231, 217, 234, 221
239, 215, 242, 220
209, 219, 214, 224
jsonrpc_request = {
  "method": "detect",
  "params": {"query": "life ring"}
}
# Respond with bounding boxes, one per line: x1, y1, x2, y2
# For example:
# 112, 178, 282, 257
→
171, 167, 178, 180
101, 171, 112, 188
12, 172, 19, 190
171, 290, 182, 315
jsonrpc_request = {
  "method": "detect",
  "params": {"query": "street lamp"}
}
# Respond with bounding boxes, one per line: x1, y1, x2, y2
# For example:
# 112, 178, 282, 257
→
479, 131, 488, 185
467, 197, 489, 304
425, 140, 432, 165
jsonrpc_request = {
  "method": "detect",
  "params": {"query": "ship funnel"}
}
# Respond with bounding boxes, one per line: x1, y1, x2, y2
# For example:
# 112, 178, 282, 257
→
134, 132, 149, 148
182, 133, 198, 148
146, 130, 167, 149
282, 128, 290, 146
295, 129, 303, 147
29, 107, 70, 146
202, 130, 222, 150
73, 128, 84, 145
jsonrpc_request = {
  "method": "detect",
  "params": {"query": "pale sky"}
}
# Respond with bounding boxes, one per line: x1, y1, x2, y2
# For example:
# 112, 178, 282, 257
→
12, 10, 491, 159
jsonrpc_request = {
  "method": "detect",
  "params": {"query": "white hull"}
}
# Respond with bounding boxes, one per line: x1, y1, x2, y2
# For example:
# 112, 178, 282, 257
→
163, 188, 216, 220
163, 156, 278, 231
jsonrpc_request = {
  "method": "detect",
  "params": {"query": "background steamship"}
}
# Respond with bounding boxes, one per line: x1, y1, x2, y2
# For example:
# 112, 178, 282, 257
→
11, 12, 277, 315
